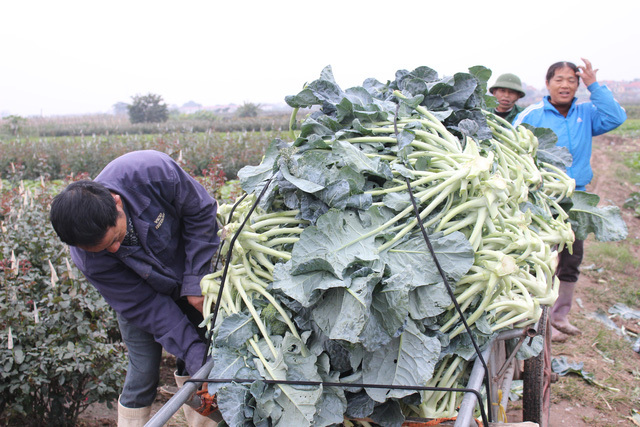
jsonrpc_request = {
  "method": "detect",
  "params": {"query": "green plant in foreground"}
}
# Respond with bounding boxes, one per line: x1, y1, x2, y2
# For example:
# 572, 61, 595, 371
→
0, 180, 126, 426
198, 65, 629, 426
198, 65, 585, 425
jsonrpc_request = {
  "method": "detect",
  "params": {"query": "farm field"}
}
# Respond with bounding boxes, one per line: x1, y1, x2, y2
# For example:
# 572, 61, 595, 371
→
2, 111, 640, 426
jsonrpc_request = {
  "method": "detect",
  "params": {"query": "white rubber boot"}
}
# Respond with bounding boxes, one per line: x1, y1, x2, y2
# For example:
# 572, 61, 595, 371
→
175, 371, 218, 427
117, 397, 151, 427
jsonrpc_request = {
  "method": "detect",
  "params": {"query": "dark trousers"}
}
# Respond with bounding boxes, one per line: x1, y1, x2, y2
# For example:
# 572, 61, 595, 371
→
117, 298, 207, 408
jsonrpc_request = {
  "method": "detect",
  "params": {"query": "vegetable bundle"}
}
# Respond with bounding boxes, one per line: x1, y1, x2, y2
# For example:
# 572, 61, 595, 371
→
201, 65, 576, 426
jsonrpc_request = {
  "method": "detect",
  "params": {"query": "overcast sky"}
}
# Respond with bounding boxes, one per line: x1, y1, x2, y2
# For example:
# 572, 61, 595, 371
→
2, 0, 638, 117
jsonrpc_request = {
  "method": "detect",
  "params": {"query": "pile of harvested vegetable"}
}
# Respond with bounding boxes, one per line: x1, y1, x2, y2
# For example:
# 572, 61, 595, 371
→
199, 65, 625, 426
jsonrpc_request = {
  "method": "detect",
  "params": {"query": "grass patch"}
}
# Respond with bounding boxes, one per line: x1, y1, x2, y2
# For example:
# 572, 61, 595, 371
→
610, 118, 640, 137
585, 240, 640, 271
593, 328, 632, 355
623, 150, 640, 173
582, 273, 640, 308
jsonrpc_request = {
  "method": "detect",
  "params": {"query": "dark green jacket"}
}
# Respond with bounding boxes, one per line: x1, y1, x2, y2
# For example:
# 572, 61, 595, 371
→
494, 104, 524, 124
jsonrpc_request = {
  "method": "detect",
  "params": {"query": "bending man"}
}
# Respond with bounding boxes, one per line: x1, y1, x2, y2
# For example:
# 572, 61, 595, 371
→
50, 150, 220, 425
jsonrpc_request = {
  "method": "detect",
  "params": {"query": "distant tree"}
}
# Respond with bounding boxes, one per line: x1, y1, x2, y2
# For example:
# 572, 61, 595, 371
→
236, 102, 261, 118
112, 102, 129, 116
190, 110, 218, 121
182, 100, 202, 109
2, 115, 26, 136
127, 93, 169, 123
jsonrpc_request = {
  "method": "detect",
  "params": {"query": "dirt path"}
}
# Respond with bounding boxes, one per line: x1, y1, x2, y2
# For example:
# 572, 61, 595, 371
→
79, 135, 640, 426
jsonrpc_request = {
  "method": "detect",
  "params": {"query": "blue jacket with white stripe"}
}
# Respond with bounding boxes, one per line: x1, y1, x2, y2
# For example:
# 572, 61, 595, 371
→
513, 82, 626, 190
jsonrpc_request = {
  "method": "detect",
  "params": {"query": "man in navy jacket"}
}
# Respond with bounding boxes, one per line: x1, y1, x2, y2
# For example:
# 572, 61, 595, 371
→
50, 150, 220, 425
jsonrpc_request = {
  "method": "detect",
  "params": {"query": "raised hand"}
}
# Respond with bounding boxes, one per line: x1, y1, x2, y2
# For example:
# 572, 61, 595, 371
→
577, 58, 598, 87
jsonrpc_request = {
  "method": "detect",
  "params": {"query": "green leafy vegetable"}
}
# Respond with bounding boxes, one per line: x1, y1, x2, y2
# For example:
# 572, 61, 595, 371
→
551, 356, 620, 392
567, 191, 629, 241
201, 63, 627, 426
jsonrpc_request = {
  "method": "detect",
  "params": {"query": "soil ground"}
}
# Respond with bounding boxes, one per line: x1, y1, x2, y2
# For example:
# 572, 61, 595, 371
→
78, 134, 640, 426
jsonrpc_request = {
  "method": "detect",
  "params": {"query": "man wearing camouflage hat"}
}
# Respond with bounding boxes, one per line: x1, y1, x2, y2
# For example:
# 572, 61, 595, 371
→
489, 73, 526, 123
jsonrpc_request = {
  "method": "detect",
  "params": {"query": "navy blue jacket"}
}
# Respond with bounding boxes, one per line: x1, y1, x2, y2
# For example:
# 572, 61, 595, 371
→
70, 150, 220, 374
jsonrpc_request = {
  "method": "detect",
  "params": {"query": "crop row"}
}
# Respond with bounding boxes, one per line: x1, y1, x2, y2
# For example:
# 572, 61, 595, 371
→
0, 129, 285, 184
0, 112, 293, 138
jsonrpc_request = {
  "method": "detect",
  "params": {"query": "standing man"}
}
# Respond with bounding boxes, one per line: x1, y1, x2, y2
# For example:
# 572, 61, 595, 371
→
514, 58, 626, 342
489, 73, 526, 123
50, 150, 220, 426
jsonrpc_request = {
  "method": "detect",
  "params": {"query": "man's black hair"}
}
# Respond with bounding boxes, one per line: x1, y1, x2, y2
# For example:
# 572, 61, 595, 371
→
50, 180, 118, 247
546, 61, 580, 84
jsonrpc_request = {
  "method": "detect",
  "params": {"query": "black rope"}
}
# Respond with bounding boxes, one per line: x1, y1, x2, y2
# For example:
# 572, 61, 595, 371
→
198, 114, 495, 423
393, 101, 493, 423
201, 178, 273, 366
199, 298, 492, 426
212, 192, 248, 272
186, 377, 489, 427
403, 178, 492, 423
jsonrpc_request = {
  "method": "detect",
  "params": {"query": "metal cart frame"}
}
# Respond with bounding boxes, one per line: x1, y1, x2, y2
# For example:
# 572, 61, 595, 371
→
146, 311, 551, 427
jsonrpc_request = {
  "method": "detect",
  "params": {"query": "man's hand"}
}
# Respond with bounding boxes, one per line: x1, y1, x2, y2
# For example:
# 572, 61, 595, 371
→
187, 295, 205, 313
577, 58, 598, 87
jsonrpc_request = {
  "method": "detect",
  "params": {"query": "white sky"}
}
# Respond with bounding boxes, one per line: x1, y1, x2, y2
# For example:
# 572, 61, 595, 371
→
1, 0, 639, 117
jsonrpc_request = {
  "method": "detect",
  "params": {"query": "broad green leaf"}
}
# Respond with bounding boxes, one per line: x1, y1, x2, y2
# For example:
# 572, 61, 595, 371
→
207, 346, 251, 395
285, 88, 321, 109
369, 399, 406, 427
429, 73, 477, 111
526, 125, 573, 169
251, 380, 280, 422
373, 274, 410, 335
280, 161, 325, 193
217, 383, 250, 427
290, 207, 393, 278
311, 272, 384, 348
332, 140, 393, 180
409, 281, 453, 319
551, 356, 620, 391
381, 232, 474, 288
13, 346, 25, 364
382, 192, 412, 212
345, 86, 374, 107
271, 261, 346, 308
344, 391, 376, 419
362, 321, 440, 401
255, 334, 324, 426
299, 117, 338, 140
568, 191, 628, 241
238, 138, 282, 194
215, 312, 257, 348
515, 335, 543, 360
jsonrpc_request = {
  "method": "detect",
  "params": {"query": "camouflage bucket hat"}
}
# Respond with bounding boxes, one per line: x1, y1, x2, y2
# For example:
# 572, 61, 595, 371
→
489, 73, 525, 98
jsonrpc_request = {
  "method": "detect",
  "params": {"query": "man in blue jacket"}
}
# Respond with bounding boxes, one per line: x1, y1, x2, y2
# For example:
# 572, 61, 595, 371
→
514, 58, 626, 342
50, 150, 220, 425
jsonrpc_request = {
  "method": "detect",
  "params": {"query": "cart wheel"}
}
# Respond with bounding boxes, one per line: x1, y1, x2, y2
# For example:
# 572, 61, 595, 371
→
522, 307, 552, 426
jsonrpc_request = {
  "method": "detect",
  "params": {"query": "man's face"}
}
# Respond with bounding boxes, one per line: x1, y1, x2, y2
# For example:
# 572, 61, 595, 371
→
493, 88, 521, 112
79, 194, 127, 253
546, 66, 579, 107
